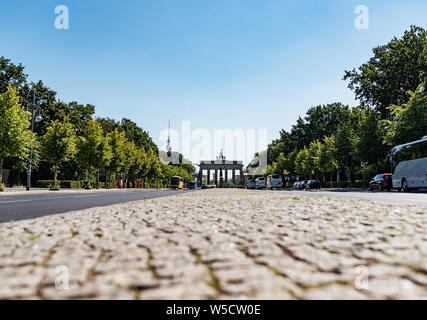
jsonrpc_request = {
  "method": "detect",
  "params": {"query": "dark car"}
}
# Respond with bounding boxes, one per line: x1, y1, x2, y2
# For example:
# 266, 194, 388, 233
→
187, 181, 197, 189
300, 180, 309, 190
369, 173, 392, 191
247, 180, 256, 189
201, 183, 208, 189
306, 180, 321, 190
225, 182, 235, 188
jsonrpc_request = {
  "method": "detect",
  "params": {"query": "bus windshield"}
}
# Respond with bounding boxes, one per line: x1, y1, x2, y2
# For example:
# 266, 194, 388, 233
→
392, 139, 427, 170
171, 177, 180, 185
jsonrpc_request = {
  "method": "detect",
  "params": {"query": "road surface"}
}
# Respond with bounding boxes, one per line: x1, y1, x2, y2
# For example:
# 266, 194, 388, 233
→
0, 189, 191, 223
2, 189, 427, 299
271, 189, 427, 207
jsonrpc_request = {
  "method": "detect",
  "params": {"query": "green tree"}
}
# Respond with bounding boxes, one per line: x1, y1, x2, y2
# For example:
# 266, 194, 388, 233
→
122, 141, 138, 187
267, 103, 351, 165
97, 117, 121, 135
295, 147, 309, 177
145, 148, 162, 185
66, 102, 95, 136
335, 124, 357, 183
0, 57, 27, 94
105, 128, 127, 187
308, 140, 322, 179
0, 85, 34, 185
127, 145, 146, 188
344, 26, 427, 118
21, 81, 61, 137
40, 120, 76, 184
75, 120, 112, 187
385, 84, 427, 146
318, 135, 338, 185
355, 109, 388, 169
121, 118, 158, 153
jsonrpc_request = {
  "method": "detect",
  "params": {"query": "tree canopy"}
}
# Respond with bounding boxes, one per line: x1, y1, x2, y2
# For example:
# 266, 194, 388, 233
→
40, 120, 76, 182
0, 85, 34, 183
0, 57, 27, 94
385, 84, 427, 146
344, 26, 427, 118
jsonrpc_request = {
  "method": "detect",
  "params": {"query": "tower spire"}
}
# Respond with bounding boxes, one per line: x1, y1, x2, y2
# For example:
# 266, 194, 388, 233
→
166, 120, 172, 154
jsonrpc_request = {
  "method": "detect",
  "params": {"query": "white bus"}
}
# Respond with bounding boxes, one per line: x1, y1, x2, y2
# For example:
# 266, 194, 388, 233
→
389, 136, 427, 191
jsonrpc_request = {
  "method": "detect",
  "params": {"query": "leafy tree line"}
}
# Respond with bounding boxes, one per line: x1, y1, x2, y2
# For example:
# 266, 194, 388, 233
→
0, 58, 194, 190
267, 26, 427, 185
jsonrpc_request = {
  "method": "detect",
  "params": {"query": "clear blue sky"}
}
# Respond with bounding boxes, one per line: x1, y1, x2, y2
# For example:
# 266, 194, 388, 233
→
1, 0, 426, 162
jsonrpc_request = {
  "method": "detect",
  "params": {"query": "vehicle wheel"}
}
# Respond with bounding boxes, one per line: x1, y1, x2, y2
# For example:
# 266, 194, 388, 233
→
401, 179, 409, 192
378, 184, 382, 192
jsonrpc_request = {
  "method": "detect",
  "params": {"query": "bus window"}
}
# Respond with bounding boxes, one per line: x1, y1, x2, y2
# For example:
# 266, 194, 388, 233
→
390, 138, 427, 190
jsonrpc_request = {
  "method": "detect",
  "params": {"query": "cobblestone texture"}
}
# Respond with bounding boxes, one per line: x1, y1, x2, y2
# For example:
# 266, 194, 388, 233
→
1, 189, 427, 299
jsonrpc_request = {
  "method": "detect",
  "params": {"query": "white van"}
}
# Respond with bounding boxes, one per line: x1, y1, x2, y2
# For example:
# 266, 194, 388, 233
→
267, 174, 282, 190
255, 177, 266, 189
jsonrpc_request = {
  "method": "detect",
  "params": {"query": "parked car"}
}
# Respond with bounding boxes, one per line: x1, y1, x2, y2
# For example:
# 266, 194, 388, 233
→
247, 180, 256, 189
306, 180, 321, 190
267, 174, 282, 190
201, 183, 208, 189
208, 184, 217, 189
293, 181, 302, 190
300, 180, 309, 190
369, 173, 392, 191
293, 180, 308, 190
225, 182, 235, 188
255, 177, 266, 189
187, 181, 197, 189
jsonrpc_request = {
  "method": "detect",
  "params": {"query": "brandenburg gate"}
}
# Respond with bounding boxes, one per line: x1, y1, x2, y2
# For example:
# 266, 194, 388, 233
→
198, 160, 244, 188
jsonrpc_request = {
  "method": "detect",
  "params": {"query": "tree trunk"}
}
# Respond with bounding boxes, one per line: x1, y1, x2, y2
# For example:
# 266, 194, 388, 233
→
96, 169, 100, 189
337, 167, 340, 188
54, 165, 58, 184
0, 158, 3, 185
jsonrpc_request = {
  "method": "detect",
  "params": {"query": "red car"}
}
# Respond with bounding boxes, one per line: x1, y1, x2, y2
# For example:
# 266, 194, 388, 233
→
369, 173, 392, 191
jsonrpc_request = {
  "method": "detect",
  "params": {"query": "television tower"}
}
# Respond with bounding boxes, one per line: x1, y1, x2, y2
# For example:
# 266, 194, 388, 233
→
166, 120, 172, 155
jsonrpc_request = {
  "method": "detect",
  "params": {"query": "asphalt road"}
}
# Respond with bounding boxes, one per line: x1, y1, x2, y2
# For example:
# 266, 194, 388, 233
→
2, 188, 425, 225
0, 189, 191, 224
275, 189, 427, 207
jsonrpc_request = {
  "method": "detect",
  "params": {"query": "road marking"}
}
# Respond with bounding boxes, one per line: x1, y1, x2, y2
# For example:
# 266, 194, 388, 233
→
0, 199, 32, 204
70, 195, 104, 198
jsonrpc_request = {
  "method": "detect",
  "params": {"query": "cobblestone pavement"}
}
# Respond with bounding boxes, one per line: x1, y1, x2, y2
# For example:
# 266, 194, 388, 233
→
1, 189, 427, 300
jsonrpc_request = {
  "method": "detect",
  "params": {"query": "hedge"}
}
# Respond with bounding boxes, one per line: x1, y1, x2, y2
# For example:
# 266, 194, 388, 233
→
320, 180, 365, 188
36, 180, 106, 189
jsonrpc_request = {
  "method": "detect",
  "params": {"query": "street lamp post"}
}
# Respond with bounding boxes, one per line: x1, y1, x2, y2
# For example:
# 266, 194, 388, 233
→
25, 89, 41, 191
361, 162, 366, 189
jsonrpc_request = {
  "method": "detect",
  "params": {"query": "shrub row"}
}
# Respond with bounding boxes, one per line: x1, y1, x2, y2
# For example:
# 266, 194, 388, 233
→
36, 180, 107, 189
319, 180, 365, 188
